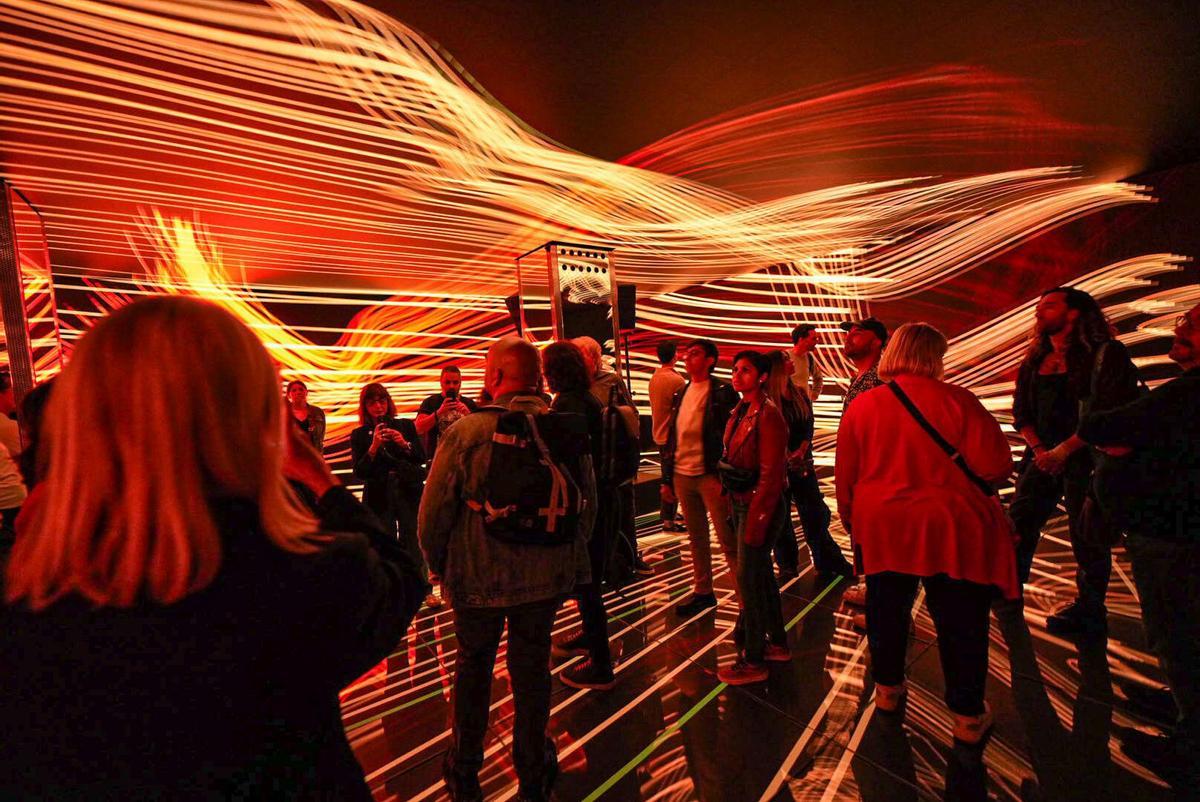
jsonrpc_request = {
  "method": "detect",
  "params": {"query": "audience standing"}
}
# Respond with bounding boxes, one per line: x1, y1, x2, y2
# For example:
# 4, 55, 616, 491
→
284, 379, 326, 453
350, 383, 438, 608
648, 339, 686, 532
717, 351, 791, 685
0, 297, 425, 800
420, 337, 595, 802
661, 339, 741, 615
415, 365, 477, 462
836, 322, 1016, 744
1008, 287, 1139, 635
543, 341, 616, 690
1077, 302, 1200, 785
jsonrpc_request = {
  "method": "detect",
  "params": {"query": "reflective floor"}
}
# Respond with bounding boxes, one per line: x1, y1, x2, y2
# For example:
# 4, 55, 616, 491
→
342, 509, 1175, 801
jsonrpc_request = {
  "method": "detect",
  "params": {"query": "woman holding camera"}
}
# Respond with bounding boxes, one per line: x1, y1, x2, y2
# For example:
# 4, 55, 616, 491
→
717, 350, 791, 686
351, 383, 439, 608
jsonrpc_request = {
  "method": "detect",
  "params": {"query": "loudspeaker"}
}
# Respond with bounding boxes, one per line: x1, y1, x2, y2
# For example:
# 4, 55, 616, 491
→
504, 294, 522, 335
617, 283, 636, 330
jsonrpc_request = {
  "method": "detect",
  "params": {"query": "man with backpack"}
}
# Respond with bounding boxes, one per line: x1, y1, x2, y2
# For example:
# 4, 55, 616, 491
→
419, 337, 596, 802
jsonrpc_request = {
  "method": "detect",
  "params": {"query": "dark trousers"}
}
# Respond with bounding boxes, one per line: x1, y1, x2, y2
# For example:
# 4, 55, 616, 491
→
786, 469, 851, 575
1126, 534, 1200, 746
865, 572, 993, 715
393, 495, 429, 584
575, 498, 613, 670
1009, 459, 1110, 611
447, 598, 559, 796
733, 501, 786, 663
658, 458, 678, 525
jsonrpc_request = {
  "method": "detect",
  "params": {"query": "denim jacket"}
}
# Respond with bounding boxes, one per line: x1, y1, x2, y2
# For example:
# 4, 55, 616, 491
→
417, 393, 596, 608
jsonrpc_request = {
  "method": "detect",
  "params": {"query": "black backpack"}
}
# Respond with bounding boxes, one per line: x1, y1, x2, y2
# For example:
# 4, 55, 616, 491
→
468, 408, 591, 546
600, 384, 641, 487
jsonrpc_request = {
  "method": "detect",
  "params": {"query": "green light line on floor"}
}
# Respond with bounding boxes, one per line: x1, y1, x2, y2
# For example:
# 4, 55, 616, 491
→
345, 686, 445, 733
580, 683, 725, 802
583, 575, 843, 800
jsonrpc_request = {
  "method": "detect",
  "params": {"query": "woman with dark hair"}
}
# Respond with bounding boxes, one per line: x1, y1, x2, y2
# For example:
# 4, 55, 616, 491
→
350, 382, 439, 608
542, 341, 614, 689
284, 379, 326, 452
1009, 286, 1140, 635
717, 349, 791, 685
764, 350, 853, 582
16, 378, 54, 490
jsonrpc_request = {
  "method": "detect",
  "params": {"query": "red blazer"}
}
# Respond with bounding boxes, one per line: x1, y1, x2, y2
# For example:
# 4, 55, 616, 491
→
835, 375, 1018, 598
723, 396, 788, 546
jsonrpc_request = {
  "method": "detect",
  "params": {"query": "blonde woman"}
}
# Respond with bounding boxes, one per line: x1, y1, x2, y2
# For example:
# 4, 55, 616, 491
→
835, 322, 1015, 745
1, 297, 425, 800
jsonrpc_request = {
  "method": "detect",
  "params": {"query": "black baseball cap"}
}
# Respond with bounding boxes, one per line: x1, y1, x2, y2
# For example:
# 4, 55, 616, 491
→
839, 316, 888, 344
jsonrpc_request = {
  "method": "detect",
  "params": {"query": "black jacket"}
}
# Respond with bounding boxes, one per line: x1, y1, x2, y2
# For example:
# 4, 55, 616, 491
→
1012, 339, 1141, 440
0, 487, 425, 801
661, 376, 740, 485
1081, 367, 1200, 542
350, 417, 426, 520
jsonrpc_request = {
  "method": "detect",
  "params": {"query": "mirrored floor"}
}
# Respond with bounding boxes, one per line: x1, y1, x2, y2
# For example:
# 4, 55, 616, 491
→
343, 508, 1175, 801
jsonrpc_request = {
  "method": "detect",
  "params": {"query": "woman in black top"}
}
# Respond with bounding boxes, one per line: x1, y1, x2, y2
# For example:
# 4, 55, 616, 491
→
543, 341, 615, 690
349, 382, 438, 608
1, 297, 425, 801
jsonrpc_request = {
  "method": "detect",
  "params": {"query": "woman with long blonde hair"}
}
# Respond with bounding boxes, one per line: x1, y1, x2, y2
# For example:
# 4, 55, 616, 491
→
1, 297, 424, 800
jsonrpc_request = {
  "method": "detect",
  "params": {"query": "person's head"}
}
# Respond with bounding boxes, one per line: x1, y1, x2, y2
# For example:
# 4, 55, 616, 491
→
791, 323, 818, 353
731, 350, 770, 396
682, 338, 719, 380
486, 336, 542, 398
841, 317, 888, 363
1026, 286, 1114, 364
5, 297, 318, 610
571, 336, 603, 378
284, 380, 308, 407
358, 382, 395, 426
877, 322, 948, 381
0, 371, 14, 416
542, 341, 591, 395
439, 365, 463, 398
1169, 302, 1200, 370
656, 339, 678, 367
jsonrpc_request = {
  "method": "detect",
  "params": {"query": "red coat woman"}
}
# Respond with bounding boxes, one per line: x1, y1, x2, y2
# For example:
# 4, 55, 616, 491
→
835, 322, 1015, 745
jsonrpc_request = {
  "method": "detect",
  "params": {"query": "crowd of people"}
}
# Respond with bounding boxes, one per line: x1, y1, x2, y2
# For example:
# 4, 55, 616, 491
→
0, 286, 1196, 801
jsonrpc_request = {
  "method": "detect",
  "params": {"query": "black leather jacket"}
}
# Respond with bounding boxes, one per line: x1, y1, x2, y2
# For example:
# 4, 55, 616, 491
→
661, 376, 740, 485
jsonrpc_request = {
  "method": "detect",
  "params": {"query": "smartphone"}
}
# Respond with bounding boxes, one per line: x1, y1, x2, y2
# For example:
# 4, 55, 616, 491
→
445, 389, 458, 401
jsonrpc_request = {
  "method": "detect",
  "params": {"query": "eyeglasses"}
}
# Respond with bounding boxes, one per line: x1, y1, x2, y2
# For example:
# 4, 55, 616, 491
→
1176, 314, 1198, 332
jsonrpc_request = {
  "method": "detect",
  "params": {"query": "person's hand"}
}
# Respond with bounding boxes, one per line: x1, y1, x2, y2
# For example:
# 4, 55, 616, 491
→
370, 422, 390, 450
1034, 444, 1068, 475
438, 398, 467, 417
786, 443, 809, 472
660, 483, 677, 504
389, 427, 410, 449
1098, 445, 1133, 457
284, 424, 337, 497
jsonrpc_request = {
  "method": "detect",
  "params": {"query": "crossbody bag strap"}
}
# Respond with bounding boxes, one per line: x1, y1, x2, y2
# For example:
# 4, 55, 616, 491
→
887, 381, 996, 498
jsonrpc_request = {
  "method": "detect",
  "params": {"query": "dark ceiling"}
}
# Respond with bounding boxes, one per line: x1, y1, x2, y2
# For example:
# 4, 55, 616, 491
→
372, 0, 1200, 176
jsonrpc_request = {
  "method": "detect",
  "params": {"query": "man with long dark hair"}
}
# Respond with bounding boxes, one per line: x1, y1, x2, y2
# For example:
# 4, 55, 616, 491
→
1009, 287, 1140, 635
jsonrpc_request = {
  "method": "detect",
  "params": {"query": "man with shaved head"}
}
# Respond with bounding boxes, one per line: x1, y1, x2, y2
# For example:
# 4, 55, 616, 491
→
420, 336, 594, 802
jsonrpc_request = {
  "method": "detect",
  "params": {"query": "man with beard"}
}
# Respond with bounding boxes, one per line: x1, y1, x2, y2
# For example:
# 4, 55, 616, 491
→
415, 365, 477, 462
1077, 302, 1200, 788
1009, 287, 1140, 635
836, 317, 887, 617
